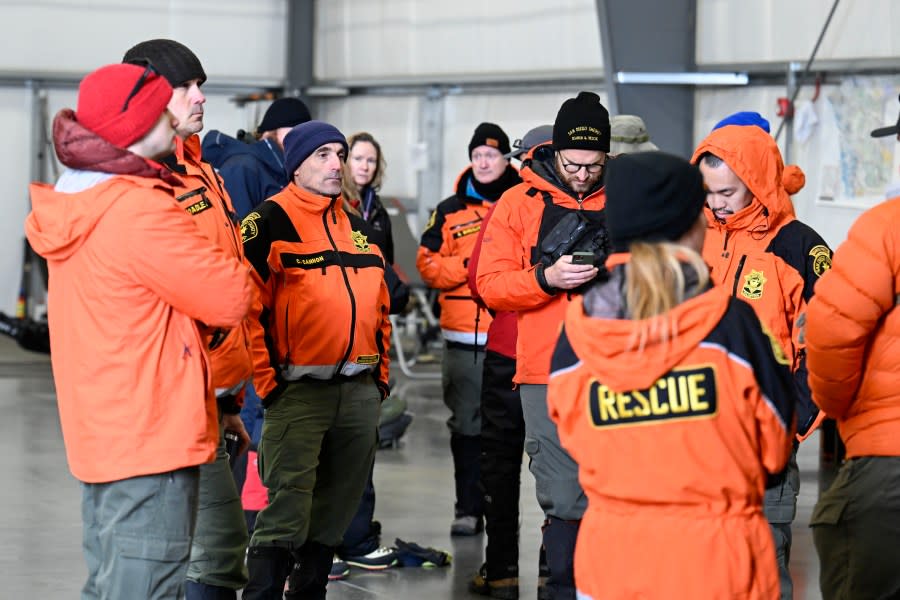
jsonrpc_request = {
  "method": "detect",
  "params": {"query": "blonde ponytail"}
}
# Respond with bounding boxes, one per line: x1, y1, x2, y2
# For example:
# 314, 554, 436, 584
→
624, 242, 709, 349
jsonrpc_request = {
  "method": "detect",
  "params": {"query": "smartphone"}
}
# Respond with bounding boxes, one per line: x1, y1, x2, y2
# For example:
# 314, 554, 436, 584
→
571, 251, 595, 266
224, 430, 241, 467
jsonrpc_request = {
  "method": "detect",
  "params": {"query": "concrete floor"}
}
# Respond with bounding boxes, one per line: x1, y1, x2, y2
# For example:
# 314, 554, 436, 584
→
1, 336, 826, 599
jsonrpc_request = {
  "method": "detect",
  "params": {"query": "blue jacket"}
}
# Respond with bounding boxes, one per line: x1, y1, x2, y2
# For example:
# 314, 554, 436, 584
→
201, 130, 288, 219
202, 130, 288, 446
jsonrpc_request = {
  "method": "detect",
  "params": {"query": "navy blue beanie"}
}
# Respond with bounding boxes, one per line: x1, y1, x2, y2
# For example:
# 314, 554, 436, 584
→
283, 120, 348, 178
712, 111, 770, 133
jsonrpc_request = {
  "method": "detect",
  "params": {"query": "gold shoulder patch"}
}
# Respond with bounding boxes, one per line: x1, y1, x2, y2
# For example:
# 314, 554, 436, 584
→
741, 269, 767, 300
241, 212, 261, 243
809, 244, 832, 277
351, 230, 371, 253
760, 322, 790, 366
425, 210, 437, 232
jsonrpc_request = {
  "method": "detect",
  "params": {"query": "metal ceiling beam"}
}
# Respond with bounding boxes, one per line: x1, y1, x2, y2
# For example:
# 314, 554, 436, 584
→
595, 0, 698, 157
285, 0, 315, 105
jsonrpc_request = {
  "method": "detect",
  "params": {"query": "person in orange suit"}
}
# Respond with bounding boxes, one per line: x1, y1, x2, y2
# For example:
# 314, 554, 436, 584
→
804, 101, 900, 600
548, 151, 795, 599
692, 122, 831, 599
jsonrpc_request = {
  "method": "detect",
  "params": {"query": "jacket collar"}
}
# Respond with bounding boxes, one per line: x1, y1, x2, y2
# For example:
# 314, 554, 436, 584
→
282, 182, 342, 214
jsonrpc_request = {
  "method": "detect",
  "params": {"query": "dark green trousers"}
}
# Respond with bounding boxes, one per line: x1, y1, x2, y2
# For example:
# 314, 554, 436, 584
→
250, 376, 379, 549
812, 455, 900, 600
187, 417, 249, 588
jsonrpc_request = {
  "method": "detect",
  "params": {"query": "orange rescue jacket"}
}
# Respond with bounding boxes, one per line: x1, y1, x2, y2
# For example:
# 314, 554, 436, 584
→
692, 125, 831, 437
476, 146, 606, 383
548, 265, 795, 600
242, 184, 391, 403
25, 119, 252, 483
166, 135, 254, 409
805, 197, 900, 458
416, 166, 514, 345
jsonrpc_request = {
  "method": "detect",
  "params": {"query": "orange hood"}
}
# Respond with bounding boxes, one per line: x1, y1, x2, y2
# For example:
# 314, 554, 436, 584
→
691, 125, 796, 233
564, 266, 730, 391
28, 110, 178, 261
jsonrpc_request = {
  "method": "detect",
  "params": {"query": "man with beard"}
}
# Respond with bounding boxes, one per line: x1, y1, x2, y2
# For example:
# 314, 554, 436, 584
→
124, 39, 254, 600
25, 62, 251, 600
476, 92, 610, 600
416, 122, 521, 537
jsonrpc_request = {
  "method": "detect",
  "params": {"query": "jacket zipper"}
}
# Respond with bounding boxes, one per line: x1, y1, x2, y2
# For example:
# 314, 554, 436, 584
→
197, 164, 243, 256
282, 297, 292, 371
721, 230, 730, 258
731, 255, 747, 297
324, 197, 357, 377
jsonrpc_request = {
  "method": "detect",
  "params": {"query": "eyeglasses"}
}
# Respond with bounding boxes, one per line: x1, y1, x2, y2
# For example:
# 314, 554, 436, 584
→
558, 153, 606, 174
121, 60, 159, 113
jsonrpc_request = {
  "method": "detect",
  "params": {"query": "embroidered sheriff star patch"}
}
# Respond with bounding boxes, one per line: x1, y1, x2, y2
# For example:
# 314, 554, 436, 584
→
741, 269, 767, 300
351, 230, 371, 253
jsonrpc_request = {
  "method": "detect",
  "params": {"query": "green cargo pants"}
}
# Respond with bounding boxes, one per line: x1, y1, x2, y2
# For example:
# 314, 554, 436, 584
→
250, 375, 380, 550
811, 455, 900, 600
187, 417, 249, 588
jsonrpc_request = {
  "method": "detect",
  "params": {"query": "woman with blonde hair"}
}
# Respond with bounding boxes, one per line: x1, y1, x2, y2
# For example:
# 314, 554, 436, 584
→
342, 132, 394, 264
547, 151, 796, 599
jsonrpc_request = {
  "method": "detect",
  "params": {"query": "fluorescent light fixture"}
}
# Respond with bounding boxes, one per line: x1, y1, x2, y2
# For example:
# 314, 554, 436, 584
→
304, 85, 351, 97
615, 72, 749, 86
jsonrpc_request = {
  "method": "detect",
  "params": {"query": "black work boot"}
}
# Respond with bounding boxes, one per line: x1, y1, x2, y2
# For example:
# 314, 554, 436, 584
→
284, 541, 335, 600
242, 546, 294, 600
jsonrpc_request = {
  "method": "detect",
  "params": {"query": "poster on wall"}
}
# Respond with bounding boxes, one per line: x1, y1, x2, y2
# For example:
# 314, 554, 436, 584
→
816, 77, 900, 209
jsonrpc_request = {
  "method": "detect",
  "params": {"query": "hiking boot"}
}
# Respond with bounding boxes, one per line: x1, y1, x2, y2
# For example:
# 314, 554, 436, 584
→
469, 563, 519, 599
450, 514, 483, 536
328, 557, 350, 581
342, 546, 398, 570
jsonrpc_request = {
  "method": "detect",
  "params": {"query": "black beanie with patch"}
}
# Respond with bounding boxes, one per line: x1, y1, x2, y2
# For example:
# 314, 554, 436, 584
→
468, 122, 511, 157
604, 151, 706, 252
552, 91, 611, 152
123, 39, 207, 87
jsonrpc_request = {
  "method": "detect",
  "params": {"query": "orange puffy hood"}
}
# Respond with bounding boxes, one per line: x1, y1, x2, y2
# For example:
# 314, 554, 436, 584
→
565, 266, 730, 392
691, 125, 796, 230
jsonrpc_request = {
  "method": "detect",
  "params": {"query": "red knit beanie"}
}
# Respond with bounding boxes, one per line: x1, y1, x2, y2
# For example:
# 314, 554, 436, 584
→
76, 63, 173, 149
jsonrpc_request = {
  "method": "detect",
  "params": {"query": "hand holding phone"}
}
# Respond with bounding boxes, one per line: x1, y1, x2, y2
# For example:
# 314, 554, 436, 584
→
571, 251, 595, 266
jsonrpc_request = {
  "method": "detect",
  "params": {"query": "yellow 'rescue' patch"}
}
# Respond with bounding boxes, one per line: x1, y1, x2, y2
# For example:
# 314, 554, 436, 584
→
741, 269, 767, 300
356, 354, 379, 365
352, 230, 371, 253
809, 245, 832, 277
587, 366, 718, 428
241, 212, 261, 243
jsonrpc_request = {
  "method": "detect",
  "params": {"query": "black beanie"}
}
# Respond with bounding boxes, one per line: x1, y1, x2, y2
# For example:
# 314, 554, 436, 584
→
123, 39, 207, 87
604, 151, 706, 252
468, 122, 511, 157
257, 98, 312, 134
553, 91, 611, 152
